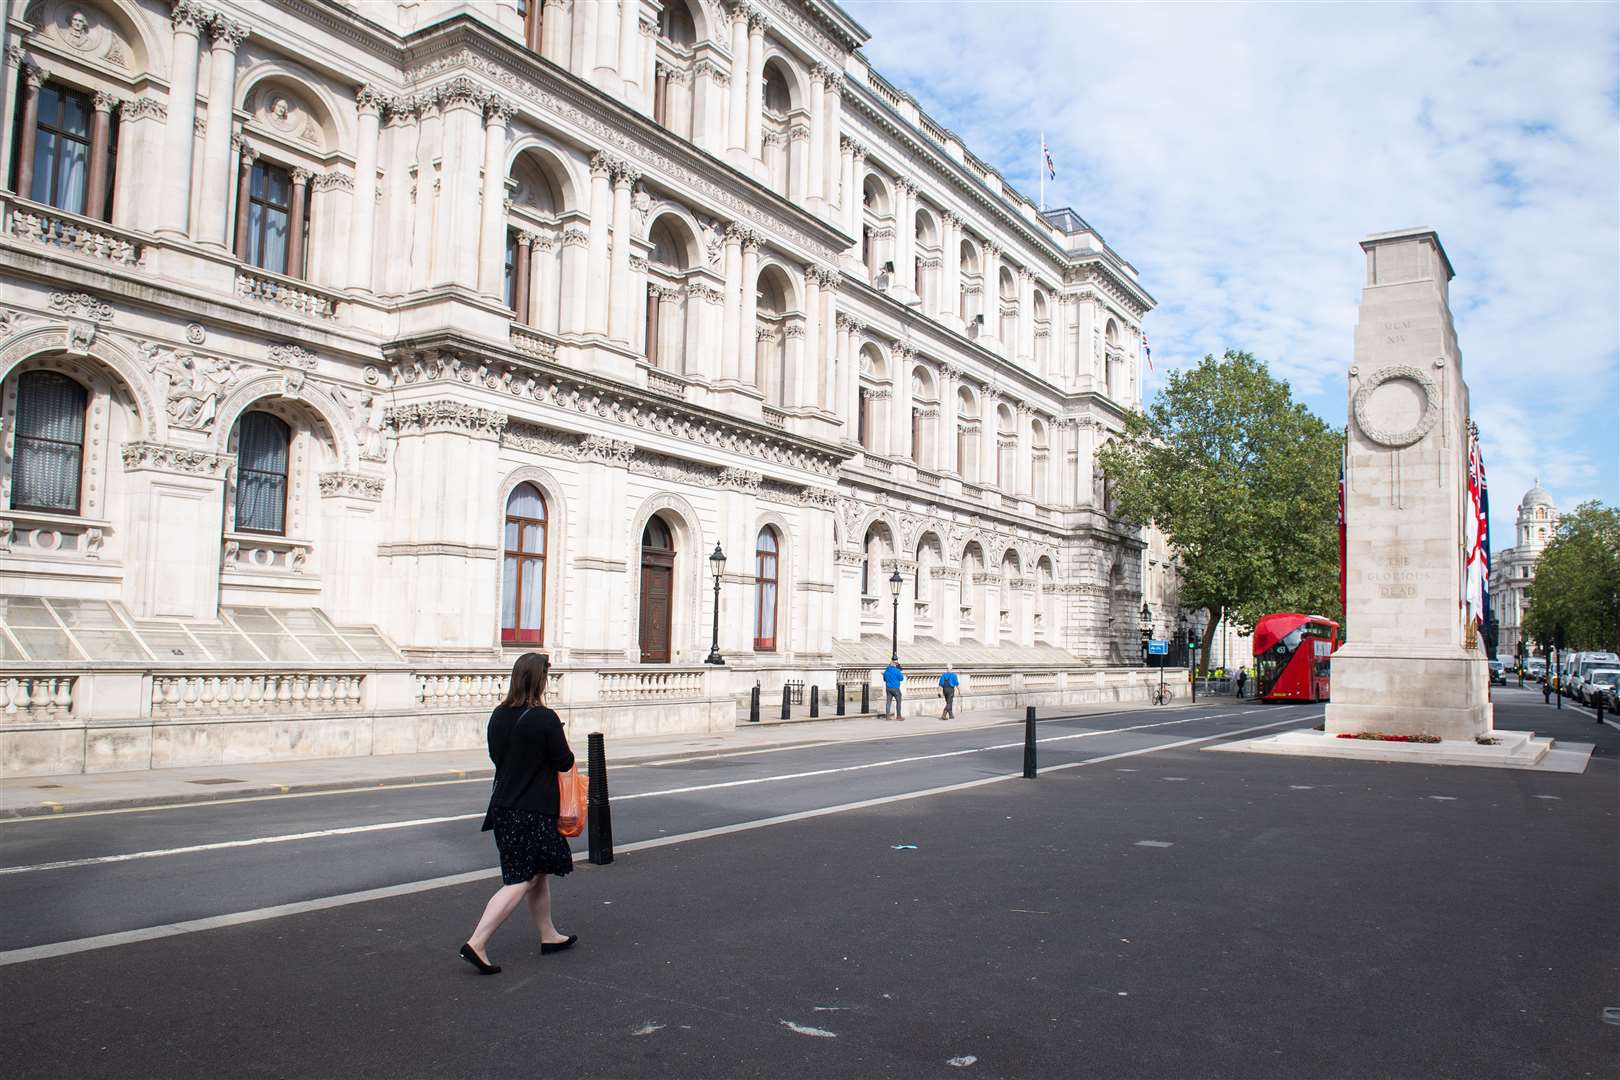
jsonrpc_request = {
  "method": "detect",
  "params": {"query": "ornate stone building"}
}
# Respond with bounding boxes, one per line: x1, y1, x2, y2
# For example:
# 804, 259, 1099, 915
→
1490, 483, 1558, 657
1, 0, 1157, 774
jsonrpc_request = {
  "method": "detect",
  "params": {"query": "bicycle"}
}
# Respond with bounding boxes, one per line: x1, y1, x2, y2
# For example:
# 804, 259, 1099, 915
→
1150, 683, 1172, 706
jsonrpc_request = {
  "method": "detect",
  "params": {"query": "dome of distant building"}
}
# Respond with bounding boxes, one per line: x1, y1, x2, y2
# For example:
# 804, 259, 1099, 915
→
1520, 482, 1555, 512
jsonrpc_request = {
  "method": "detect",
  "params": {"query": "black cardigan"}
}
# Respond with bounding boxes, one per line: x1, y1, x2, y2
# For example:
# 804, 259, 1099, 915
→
481, 704, 575, 829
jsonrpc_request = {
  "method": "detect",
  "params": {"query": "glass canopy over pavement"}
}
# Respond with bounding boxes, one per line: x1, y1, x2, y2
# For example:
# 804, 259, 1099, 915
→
0, 598, 402, 665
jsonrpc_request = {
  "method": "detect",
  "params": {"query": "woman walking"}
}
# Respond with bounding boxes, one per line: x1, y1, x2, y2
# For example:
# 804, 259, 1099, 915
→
460, 651, 578, 974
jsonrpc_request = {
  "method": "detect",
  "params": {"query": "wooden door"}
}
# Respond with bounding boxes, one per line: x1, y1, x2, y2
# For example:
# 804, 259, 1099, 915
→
640, 556, 673, 663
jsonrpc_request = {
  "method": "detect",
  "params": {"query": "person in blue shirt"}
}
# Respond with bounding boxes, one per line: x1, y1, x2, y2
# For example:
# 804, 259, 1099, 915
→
882, 661, 904, 720
938, 664, 960, 719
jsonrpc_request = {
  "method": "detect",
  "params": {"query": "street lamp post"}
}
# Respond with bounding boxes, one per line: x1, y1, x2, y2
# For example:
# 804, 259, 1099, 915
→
704, 543, 726, 666
1139, 601, 1152, 667
888, 568, 904, 662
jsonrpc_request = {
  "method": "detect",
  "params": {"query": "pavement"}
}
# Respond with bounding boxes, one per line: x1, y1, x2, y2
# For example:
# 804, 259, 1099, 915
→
0, 697, 1157, 819
2, 688, 1614, 1079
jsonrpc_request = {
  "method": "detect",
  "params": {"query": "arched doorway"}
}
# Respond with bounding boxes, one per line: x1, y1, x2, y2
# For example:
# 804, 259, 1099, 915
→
639, 516, 676, 663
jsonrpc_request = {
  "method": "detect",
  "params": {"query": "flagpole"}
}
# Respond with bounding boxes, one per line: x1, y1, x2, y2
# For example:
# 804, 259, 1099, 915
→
1039, 130, 1045, 211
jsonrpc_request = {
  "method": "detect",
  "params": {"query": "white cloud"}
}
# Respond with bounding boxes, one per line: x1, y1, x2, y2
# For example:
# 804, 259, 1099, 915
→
846, 0, 1619, 550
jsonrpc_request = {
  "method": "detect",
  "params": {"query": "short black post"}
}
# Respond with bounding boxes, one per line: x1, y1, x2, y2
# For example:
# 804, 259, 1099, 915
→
1022, 706, 1037, 779
1596, 695, 1604, 724
749, 684, 760, 723
1542, 681, 1551, 705
861, 682, 871, 714
781, 683, 792, 720
837, 683, 846, 716
810, 685, 820, 717
586, 732, 613, 866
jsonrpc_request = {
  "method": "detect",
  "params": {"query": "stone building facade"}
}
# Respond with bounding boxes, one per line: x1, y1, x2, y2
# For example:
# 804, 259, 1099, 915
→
1489, 483, 1558, 657
0, 0, 1159, 774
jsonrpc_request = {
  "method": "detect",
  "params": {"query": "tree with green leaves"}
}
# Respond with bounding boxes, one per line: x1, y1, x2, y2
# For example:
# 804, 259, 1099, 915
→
1097, 350, 1342, 675
1523, 501, 1620, 653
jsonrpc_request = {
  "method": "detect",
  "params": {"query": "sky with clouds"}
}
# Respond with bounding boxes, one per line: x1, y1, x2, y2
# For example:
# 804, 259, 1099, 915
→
845, 0, 1619, 551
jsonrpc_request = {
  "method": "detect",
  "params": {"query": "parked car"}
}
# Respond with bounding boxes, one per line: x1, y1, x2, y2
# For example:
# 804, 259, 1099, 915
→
1571, 654, 1619, 703
1524, 658, 1547, 682
1592, 671, 1620, 713
1579, 668, 1620, 707
1487, 659, 1507, 685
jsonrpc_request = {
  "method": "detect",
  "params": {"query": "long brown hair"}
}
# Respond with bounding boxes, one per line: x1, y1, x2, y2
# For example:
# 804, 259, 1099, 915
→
500, 651, 551, 709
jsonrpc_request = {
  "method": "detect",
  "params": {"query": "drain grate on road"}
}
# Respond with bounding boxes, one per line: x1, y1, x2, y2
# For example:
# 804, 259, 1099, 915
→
185, 778, 246, 786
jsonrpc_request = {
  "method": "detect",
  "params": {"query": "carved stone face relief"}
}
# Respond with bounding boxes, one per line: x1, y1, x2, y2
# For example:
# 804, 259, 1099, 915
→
43, 0, 125, 66
253, 87, 321, 147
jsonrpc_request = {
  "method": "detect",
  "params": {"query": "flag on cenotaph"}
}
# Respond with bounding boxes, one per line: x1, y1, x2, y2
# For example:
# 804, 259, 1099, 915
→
1463, 426, 1490, 627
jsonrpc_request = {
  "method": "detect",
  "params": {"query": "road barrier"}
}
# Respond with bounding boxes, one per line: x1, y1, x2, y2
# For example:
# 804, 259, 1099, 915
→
586, 732, 613, 866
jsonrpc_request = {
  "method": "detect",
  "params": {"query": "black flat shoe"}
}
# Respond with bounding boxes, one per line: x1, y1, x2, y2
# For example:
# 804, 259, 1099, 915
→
460, 943, 501, 974
540, 934, 578, 955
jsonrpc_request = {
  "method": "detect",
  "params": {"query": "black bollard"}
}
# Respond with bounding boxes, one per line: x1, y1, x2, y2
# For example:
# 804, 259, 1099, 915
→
1022, 706, 1037, 779
1542, 682, 1551, 705
810, 685, 820, 717
861, 682, 871, 714
586, 732, 613, 866
781, 683, 792, 720
837, 683, 846, 716
749, 684, 760, 723
1596, 695, 1605, 724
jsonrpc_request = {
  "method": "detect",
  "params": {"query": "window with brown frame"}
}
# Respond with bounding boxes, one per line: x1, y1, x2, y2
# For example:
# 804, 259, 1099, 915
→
10, 370, 87, 514
502, 483, 548, 645
753, 527, 779, 651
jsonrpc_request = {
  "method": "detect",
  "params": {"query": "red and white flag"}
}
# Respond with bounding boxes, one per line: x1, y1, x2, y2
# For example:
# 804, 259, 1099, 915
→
1463, 426, 1489, 628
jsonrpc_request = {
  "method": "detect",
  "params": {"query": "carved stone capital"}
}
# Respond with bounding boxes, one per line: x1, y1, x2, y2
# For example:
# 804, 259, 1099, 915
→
171, 1, 212, 34
318, 471, 385, 501
209, 16, 250, 47
356, 85, 389, 115
122, 441, 229, 477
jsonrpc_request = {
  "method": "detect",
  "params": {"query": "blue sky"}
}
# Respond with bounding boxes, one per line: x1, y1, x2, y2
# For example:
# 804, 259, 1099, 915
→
846, 0, 1620, 552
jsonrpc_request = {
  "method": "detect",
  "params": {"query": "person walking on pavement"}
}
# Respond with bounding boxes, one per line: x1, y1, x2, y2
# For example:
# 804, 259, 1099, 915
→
461, 651, 578, 975
939, 664, 959, 719
883, 661, 905, 720
1235, 667, 1248, 699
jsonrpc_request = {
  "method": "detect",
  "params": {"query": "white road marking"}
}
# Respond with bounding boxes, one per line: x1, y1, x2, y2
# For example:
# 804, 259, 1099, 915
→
1532, 795, 1561, 801
780, 1020, 837, 1038
1, 710, 1285, 876
1134, 840, 1173, 848
1289, 785, 1314, 790
947, 1055, 978, 1067
1428, 796, 1458, 801
0, 713, 1315, 965
629, 1022, 664, 1037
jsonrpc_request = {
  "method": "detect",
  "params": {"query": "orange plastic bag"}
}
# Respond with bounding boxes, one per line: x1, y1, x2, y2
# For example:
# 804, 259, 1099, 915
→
558, 765, 588, 838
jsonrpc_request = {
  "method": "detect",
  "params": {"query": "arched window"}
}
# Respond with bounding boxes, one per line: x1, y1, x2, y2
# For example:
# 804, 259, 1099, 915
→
234, 411, 290, 534
10, 370, 87, 514
762, 65, 790, 114
502, 483, 548, 644
753, 527, 779, 651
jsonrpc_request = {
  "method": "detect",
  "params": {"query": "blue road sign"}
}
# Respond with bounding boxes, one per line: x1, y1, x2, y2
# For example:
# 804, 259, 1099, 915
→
1147, 639, 1169, 655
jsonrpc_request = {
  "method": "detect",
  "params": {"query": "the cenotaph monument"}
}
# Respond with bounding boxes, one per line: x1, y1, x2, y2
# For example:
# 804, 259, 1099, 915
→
1324, 228, 1492, 740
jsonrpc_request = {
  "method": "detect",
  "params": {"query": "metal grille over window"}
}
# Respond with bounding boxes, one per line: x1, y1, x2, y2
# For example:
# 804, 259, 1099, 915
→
12, 370, 86, 513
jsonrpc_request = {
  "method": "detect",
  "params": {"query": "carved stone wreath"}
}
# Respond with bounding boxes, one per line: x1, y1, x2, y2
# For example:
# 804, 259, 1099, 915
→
1352, 364, 1439, 448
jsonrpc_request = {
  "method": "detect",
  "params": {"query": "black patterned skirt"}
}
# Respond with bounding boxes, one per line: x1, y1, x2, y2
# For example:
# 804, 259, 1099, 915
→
488, 807, 575, 884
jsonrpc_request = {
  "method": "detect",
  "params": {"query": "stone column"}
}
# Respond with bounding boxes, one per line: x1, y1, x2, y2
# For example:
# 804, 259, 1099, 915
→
726, 9, 748, 154
617, 0, 642, 98
84, 92, 118, 221
585, 153, 613, 334
156, 1, 209, 238
284, 168, 310, 276
477, 99, 513, 299
787, 124, 809, 202
541, 0, 570, 63
889, 343, 912, 460
691, 59, 724, 153
822, 72, 842, 207
938, 365, 959, 474
783, 322, 805, 408
818, 269, 839, 411
348, 86, 384, 291
1014, 403, 1032, 496
720, 225, 743, 381
838, 136, 857, 238
982, 392, 1000, 491
981, 242, 1001, 341
800, 270, 821, 407
940, 213, 960, 326
379, 100, 417, 294
737, 230, 760, 386
744, 10, 766, 161
196, 16, 246, 246
535, 232, 560, 331
513, 231, 533, 322
0, 44, 26, 191
1018, 269, 1035, 359
407, 99, 441, 288
607, 161, 638, 343
434, 83, 485, 290
558, 224, 589, 333
231, 140, 255, 257
806, 65, 826, 208
893, 178, 914, 293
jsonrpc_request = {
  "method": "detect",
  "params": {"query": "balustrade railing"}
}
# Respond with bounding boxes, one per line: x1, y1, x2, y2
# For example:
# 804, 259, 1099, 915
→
7, 199, 143, 265
761, 405, 788, 430
1, 674, 77, 718
511, 323, 560, 360
644, 366, 688, 399
915, 468, 942, 488
222, 533, 313, 575
151, 671, 366, 717
235, 267, 340, 320
599, 669, 704, 701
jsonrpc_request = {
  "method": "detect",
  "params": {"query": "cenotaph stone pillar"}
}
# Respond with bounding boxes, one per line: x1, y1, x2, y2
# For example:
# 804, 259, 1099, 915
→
1324, 228, 1492, 740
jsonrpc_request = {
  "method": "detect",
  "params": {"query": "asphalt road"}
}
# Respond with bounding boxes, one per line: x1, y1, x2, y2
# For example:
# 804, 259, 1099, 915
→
3, 689, 1615, 1079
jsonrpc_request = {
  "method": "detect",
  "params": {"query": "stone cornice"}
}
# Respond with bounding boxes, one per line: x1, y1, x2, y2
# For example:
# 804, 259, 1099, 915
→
380, 332, 851, 479
121, 441, 230, 478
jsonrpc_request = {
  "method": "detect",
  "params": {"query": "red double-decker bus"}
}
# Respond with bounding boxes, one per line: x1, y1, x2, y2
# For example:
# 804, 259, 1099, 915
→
1253, 613, 1340, 703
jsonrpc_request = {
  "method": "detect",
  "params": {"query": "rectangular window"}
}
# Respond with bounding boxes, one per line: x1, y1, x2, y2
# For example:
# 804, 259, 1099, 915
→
234, 412, 290, 535
858, 387, 871, 449
503, 230, 518, 309
29, 83, 91, 215
11, 371, 87, 514
911, 407, 922, 463
247, 161, 291, 275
